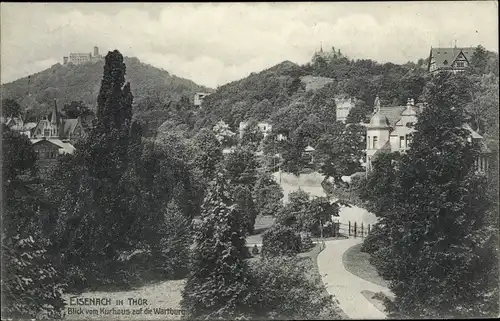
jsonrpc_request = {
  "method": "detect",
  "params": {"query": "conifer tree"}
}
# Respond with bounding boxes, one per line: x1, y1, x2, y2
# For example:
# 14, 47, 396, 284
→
55, 50, 139, 287
181, 172, 251, 319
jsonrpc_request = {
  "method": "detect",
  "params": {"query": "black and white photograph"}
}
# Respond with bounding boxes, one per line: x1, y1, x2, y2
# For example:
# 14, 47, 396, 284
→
1, 2, 499, 320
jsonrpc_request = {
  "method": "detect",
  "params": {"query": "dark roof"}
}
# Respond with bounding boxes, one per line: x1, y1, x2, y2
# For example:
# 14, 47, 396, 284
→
378, 106, 406, 126
61, 119, 79, 137
429, 47, 475, 70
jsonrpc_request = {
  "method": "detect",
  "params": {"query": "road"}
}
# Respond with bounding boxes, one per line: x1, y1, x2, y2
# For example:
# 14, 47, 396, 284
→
317, 238, 391, 320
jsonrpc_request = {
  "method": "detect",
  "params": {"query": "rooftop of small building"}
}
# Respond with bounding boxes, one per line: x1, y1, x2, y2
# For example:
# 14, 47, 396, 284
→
429, 47, 475, 68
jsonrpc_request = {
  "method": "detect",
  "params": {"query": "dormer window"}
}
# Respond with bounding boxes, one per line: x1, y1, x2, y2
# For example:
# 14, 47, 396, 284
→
443, 60, 448, 65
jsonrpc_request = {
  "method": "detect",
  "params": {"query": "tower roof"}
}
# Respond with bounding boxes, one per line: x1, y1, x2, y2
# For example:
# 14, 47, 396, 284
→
368, 110, 391, 129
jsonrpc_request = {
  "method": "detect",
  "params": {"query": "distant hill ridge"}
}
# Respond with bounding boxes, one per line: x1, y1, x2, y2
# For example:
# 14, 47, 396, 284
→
1, 56, 212, 115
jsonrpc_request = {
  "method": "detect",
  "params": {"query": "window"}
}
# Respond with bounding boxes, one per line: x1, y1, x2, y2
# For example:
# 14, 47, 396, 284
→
373, 136, 378, 149
406, 134, 412, 147
443, 60, 448, 65
456, 61, 465, 68
43, 129, 50, 137
367, 136, 371, 149
399, 136, 405, 149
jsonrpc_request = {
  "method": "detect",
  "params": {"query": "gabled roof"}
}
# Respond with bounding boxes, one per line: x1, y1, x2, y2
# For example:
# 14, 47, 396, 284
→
31, 138, 75, 154
429, 47, 475, 70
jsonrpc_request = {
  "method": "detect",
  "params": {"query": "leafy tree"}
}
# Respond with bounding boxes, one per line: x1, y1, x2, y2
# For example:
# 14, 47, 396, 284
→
312, 56, 328, 76
192, 128, 223, 182
253, 170, 284, 216
62, 100, 94, 118
233, 185, 258, 235
212, 120, 236, 147
2, 98, 22, 117
466, 73, 499, 134
365, 72, 498, 318
2, 127, 65, 320
276, 189, 310, 230
358, 152, 400, 216
469, 45, 489, 75
241, 120, 264, 151
181, 172, 252, 319
224, 145, 259, 187
279, 129, 310, 176
251, 99, 273, 121
346, 99, 370, 124
315, 122, 366, 184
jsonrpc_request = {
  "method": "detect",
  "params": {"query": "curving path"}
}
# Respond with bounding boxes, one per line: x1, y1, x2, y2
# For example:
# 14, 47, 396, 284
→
317, 238, 392, 320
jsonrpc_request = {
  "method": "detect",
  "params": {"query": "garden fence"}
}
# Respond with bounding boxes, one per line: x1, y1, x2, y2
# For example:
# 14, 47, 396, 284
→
337, 221, 372, 239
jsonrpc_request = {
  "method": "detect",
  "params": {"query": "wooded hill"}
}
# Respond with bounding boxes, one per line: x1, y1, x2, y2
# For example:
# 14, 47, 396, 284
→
1, 56, 212, 121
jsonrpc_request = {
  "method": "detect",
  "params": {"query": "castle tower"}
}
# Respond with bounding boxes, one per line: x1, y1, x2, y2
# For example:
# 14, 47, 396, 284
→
63, 56, 68, 64
93, 46, 99, 57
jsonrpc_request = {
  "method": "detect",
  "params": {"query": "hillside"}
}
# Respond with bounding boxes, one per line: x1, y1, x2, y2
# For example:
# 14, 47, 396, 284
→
1, 56, 212, 120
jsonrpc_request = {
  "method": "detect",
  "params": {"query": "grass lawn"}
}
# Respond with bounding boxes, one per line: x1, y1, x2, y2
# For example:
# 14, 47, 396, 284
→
342, 243, 388, 288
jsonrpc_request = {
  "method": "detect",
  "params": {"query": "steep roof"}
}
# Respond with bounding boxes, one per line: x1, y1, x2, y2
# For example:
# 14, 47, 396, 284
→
61, 119, 79, 137
429, 47, 475, 70
378, 106, 406, 127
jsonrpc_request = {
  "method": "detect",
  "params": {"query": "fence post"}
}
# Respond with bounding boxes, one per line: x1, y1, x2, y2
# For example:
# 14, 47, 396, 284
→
348, 221, 351, 236
354, 222, 357, 238
368, 224, 371, 235
361, 222, 364, 238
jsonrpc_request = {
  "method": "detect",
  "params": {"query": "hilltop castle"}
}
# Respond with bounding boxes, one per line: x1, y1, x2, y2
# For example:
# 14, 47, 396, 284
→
63, 46, 103, 65
311, 43, 345, 64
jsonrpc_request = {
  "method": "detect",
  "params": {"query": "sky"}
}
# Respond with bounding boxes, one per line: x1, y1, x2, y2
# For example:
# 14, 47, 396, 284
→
1, 2, 498, 88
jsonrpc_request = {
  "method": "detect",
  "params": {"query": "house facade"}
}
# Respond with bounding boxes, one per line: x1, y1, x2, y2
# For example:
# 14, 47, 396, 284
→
239, 121, 273, 139
30, 100, 94, 167
194, 92, 211, 107
365, 97, 490, 174
335, 95, 356, 123
427, 46, 475, 74
2, 116, 37, 138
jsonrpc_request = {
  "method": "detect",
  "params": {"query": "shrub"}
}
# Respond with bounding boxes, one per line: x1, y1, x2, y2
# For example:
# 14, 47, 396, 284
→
2, 234, 66, 320
300, 232, 314, 252
261, 224, 302, 257
360, 223, 387, 255
247, 256, 342, 319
